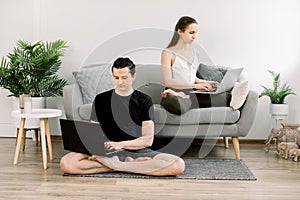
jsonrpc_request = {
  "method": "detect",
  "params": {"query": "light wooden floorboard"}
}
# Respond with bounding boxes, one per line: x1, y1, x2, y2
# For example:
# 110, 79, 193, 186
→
0, 137, 299, 200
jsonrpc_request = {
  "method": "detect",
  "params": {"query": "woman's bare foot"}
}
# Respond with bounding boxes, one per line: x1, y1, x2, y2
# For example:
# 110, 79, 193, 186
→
161, 89, 190, 99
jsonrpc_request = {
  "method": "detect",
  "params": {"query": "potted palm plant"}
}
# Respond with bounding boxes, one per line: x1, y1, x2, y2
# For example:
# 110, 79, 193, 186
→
0, 39, 68, 98
259, 70, 295, 119
0, 39, 68, 128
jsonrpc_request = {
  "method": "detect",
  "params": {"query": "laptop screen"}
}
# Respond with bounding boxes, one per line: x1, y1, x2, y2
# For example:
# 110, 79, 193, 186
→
60, 119, 106, 156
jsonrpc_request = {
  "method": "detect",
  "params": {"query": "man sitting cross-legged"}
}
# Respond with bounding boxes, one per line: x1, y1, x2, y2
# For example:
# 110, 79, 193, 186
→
60, 57, 185, 176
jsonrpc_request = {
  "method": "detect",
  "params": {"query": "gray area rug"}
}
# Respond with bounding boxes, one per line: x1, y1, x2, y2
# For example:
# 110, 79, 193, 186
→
64, 159, 256, 180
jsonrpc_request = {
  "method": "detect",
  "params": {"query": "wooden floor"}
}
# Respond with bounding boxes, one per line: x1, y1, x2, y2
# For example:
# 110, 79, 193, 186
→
0, 137, 299, 200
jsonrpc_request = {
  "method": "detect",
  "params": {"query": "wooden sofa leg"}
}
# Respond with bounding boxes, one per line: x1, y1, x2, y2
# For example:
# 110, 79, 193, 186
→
232, 136, 240, 160
223, 137, 229, 148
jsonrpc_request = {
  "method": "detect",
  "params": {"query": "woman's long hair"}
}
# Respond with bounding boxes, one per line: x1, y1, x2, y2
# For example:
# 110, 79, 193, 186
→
167, 16, 198, 48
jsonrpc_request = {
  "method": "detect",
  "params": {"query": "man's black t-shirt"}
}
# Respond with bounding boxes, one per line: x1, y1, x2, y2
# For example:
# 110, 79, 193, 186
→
90, 89, 154, 142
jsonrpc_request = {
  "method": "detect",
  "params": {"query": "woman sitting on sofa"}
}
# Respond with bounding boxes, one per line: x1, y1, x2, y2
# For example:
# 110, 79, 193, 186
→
161, 16, 231, 115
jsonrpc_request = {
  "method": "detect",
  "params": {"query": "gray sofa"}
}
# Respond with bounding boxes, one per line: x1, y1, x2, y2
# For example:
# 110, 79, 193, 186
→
63, 64, 258, 160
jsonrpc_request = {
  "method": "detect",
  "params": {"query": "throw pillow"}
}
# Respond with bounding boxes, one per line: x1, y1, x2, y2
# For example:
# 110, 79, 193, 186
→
196, 63, 227, 83
230, 80, 249, 110
73, 64, 114, 104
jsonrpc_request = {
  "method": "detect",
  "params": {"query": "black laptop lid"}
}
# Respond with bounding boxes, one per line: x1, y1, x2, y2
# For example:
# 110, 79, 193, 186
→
60, 119, 106, 156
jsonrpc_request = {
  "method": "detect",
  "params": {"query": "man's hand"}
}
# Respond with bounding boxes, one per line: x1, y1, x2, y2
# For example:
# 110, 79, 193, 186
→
104, 141, 123, 151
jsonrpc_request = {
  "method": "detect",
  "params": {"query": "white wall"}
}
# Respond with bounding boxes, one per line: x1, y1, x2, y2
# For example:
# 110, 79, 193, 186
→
1, 0, 300, 139
0, 0, 35, 137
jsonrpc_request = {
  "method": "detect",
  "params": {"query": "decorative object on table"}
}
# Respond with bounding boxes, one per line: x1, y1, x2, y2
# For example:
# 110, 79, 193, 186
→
276, 142, 299, 159
19, 94, 31, 114
259, 70, 295, 120
0, 39, 68, 130
23, 95, 32, 114
289, 148, 300, 162
265, 123, 300, 153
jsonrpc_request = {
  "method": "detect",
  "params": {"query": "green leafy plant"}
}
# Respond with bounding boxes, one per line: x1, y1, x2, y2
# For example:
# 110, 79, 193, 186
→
0, 40, 68, 97
259, 70, 295, 104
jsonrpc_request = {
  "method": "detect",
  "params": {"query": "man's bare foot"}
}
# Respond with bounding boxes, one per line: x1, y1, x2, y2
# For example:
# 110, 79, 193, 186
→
89, 155, 120, 170
124, 156, 135, 162
124, 156, 152, 162
134, 157, 152, 161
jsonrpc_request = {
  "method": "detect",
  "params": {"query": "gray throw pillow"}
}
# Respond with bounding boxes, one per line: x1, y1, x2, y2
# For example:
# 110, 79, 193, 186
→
197, 63, 227, 83
73, 64, 114, 104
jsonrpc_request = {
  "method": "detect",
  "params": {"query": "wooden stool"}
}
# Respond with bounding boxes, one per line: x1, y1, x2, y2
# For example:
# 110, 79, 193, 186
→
15, 128, 39, 151
12, 109, 62, 169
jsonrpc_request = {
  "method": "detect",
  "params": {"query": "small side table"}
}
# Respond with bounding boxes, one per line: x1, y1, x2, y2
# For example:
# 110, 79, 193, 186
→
12, 109, 62, 169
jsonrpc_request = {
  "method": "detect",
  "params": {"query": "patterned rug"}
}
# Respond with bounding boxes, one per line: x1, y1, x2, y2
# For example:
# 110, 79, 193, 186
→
64, 159, 256, 180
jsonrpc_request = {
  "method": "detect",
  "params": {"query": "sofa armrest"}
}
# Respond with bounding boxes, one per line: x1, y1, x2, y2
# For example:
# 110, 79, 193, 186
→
237, 90, 258, 137
63, 84, 84, 120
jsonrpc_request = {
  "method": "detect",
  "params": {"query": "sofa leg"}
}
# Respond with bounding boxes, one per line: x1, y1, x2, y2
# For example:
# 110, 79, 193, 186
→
232, 136, 240, 160
223, 137, 229, 148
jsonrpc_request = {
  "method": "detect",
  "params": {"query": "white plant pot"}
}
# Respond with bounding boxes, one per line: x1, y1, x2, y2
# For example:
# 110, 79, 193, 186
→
12, 97, 46, 128
269, 103, 289, 120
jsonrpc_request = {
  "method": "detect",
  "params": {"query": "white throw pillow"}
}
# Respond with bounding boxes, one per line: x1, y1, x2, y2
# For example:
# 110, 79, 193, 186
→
230, 80, 249, 110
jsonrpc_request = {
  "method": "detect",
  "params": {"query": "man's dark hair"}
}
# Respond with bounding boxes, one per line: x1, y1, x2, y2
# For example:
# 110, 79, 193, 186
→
112, 57, 136, 76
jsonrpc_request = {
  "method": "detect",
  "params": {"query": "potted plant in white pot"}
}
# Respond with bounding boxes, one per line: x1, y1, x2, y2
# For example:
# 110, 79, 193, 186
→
259, 70, 295, 119
0, 39, 68, 130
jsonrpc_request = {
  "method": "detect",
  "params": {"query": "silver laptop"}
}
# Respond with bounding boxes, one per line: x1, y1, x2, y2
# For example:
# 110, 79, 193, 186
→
190, 68, 243, 94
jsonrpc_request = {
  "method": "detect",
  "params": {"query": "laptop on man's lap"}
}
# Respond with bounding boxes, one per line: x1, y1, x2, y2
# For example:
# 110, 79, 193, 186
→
60, 119, 123, 156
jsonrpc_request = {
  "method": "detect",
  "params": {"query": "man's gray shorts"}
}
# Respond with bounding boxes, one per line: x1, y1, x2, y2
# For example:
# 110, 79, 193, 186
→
113, 148, 160, 161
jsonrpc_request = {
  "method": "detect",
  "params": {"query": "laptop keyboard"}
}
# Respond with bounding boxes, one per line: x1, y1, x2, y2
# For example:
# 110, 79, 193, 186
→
105, 149, 125, 157
193, 87, 217, 93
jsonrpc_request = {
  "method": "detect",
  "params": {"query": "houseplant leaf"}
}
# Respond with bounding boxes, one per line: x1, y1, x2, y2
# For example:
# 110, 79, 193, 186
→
0, 40, 68, 97
259, 70, 295, 104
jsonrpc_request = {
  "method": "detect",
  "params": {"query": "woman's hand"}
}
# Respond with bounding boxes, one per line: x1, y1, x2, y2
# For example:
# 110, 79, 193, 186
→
194, 82, 213, 91
207, 81, 220, 87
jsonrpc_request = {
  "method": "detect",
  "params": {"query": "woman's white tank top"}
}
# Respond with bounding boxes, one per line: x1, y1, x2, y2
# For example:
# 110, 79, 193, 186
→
171, 52, 199, 84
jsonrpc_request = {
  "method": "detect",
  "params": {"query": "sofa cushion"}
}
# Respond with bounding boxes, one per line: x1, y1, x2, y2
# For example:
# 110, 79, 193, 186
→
153, 104, 240, 125
78, 103, 240, 125
73, 64, 114, 104
136, 83, 165, 104
78, 103, 93, 121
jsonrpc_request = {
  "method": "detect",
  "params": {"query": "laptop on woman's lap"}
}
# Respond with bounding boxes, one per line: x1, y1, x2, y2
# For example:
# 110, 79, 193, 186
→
190, 68, 243, 94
